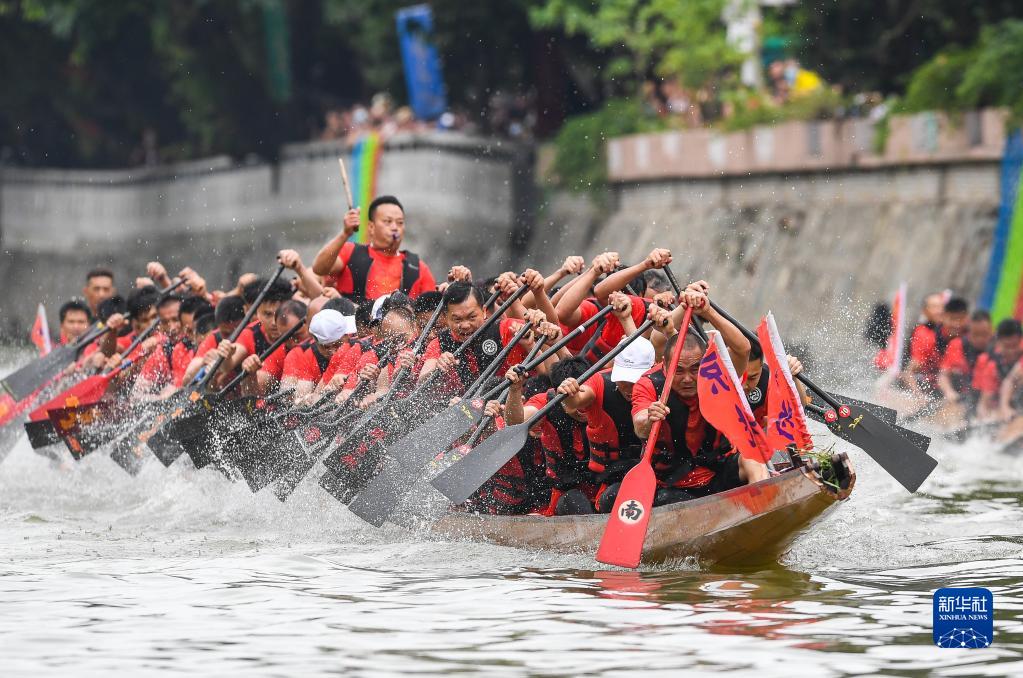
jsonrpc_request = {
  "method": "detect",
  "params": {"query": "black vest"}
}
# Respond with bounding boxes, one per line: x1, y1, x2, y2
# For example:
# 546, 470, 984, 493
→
346, 244, 421, 303
644, 369, 726, 484
437, 322, 504, 389
746, 364, 771, 422
541, 389, 591, 490
589, 373, 643, 471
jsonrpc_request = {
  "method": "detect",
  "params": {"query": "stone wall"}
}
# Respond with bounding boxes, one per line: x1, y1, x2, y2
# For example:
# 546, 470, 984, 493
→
0, 133, 533, 337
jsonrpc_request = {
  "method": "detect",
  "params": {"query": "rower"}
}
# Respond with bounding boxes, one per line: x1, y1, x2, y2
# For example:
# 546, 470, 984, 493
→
281, 308, 357, 401
553, 300, 655, 514
216, 277, 294, 379
131, 297, 201, 400
180, 295, 247, 386
974, 319, 1023, 419
741, 342, 808, 428
82, 267, 116, 317
57, 300, 91, 345
938, 309, 993, 413
311, 195, 437, 302
242, 299, 310, 395
903, 295, 967, 400
629, 284, 767, 508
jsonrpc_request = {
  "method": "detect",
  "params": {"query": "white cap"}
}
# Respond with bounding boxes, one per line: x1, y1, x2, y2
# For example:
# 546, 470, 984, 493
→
610, 336, 655, 383
371, 293, 391, 322
309, 309, 356, 343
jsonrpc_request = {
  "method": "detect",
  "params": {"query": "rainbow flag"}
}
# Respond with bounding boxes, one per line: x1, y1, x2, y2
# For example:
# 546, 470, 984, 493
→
347, 132, 383, 244
980, 130, 1023, 321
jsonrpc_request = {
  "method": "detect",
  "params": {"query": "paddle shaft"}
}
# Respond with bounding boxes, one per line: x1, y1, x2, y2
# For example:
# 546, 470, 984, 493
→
638, 307, 695, 465
463, 320, 534, 398
215, 321, 303, 396
338, 157, 355, 210
194, 263, 287, 392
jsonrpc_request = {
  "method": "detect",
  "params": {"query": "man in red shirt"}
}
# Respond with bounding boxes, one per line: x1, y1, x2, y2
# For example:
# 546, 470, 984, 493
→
82, 268, 116, 318
311, 195, 436, 302
973, 319, 1023, 419
241, 300, 310, 394
938, 309, 993, 410
282, 308, 356, 400
57, 300, 91, 345
904, 295, 968, 398
629, 284, 766, 507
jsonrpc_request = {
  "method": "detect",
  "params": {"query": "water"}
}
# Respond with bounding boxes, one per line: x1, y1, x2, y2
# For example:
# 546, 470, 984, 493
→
2, 370, 1023, 675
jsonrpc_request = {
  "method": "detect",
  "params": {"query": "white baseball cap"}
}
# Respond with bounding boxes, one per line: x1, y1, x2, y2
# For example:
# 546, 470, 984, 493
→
610, 336, 655, 383
309, 309, 356, 343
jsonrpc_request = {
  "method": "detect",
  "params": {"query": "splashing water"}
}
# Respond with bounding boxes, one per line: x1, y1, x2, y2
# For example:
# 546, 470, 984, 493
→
2, 361, 1023, 675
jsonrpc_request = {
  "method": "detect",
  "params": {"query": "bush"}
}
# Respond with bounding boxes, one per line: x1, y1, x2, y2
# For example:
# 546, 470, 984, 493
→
548, 98, 665, 193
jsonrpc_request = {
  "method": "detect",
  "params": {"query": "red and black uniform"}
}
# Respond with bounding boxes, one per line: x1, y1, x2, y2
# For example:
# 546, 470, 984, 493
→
195, 330, 223, 358
940, 337, 989, 399
138, 338, 196, 390
467, 428, 548, 516
745, 365, 770, 429
570, 296, 648, 362
972, 344, 1023, 399
909, 321, 954, 392
422, 318, 529, 395
281, 338, 333, 385
631, 365, 740, 500
522, 390, 594, 514
323, 241, 436, 302
579, 372, 643, 492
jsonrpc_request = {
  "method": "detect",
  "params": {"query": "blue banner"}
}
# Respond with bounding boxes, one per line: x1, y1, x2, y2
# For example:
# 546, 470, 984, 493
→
396, 4, 447, 120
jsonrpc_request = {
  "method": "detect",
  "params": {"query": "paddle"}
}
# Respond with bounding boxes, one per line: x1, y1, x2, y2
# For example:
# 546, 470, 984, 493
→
25, 318, 162, 450
431, 316, 665, 505
2, 279, 187, 401
593, 306, 694, 568
109, 264, 287, 473
241, 293, 449, 496
156, 320, 304, 467
360, 303, 616, 481
322, 283, 527, 473
707, 300, 936, 493
344, 321, 541, 525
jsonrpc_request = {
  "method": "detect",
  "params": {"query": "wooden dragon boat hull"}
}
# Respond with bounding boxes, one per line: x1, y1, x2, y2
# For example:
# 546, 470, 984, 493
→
429, 455, 855, 566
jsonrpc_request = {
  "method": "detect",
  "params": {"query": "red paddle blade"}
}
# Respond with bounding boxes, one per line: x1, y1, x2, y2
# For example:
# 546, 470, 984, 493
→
28, 374, 113, 421
595, 460, 657, 568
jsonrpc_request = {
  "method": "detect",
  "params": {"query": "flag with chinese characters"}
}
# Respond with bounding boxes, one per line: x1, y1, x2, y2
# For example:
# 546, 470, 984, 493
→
30, 303, 52, 357
757, 312, 813, 452
697, 330, 772, 463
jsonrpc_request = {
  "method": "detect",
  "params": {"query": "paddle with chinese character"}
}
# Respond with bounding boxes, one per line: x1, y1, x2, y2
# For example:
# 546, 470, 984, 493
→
708, 300, 936, 492
594, 307, 695, 568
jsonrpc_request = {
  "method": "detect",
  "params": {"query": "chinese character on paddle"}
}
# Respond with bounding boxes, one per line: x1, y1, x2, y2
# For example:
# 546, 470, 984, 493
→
699, 355, 731, 394
772, 399, 797, 443
733, 404, 758, 450
620, 500, 643, 521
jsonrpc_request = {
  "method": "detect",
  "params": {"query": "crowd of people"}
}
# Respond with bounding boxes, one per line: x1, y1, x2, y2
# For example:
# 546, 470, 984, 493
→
869, 293, 1023, 428
40, 192, 830, 516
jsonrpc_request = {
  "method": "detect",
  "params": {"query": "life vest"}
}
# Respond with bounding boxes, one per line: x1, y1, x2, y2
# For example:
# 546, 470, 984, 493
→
644, 369, 729, 487
588, 373, 643, 480
471, 435, 547, 515
250, 322, 272, 357
541, 388, 591, 490
346, 244, 421, 304
436, 322, 504, 389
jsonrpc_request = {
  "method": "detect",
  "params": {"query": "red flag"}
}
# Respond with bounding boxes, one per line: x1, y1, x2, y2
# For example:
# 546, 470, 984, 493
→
697, 331, 772, 464
30, 303, 52, 357
757, 313, 813, 452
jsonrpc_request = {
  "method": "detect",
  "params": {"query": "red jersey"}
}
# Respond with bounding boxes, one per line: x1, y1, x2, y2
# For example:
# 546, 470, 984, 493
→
139, 340, 195, 389
632, 365, 717, 489
909, 323, 953, 382
575, 296, 647, 358
972, 344, 1023, 395
282, 339, 333, 384
579, 370, 644, 474
323, 241, 436, 301
323, 339, 367, 386
422, 318, 529, 391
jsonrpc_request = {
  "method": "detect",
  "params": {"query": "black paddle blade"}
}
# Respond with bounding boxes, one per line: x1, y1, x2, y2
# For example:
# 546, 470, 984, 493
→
826, 391, 896, 425
318, 468, 357, 504
24, 419, 59, 449
346, 457, 419, 526
807, 404, 931, 454
271, 437, 331, 501
109, 434, 149, 476
829, 405, 938, 492
1, 345, 75, 400
147, 425, 190, 467
430, 424, 530, 504
388, 400, 484, 470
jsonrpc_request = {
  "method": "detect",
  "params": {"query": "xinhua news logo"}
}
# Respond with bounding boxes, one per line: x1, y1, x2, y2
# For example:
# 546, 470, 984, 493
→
933, 587, 993, 648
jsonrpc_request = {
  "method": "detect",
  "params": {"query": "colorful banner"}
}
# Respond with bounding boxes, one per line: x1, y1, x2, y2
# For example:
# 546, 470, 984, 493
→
756, 313, 813, 452
697, 330, 772, 464
888, 282, 907, 376
396, 4, 447, 120
30, 303, 52, 357
347, 133, 382, 244
980, 130, 1023, 321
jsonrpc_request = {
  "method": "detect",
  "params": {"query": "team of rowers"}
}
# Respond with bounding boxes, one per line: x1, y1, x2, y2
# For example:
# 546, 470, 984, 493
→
44, 194, 818, 515
874, 292, 1023, 435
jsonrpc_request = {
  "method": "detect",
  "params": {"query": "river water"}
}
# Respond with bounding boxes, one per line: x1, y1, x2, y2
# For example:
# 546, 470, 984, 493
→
2, 360, 1022, 676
